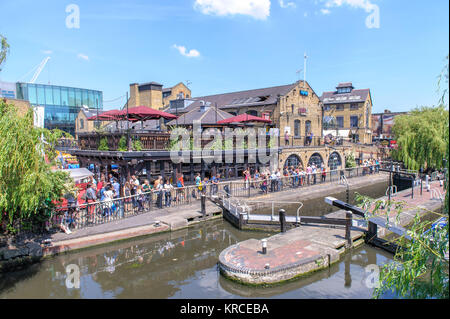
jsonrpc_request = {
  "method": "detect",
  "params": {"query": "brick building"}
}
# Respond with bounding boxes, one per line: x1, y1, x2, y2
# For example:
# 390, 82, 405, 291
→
321, 82, 373, 144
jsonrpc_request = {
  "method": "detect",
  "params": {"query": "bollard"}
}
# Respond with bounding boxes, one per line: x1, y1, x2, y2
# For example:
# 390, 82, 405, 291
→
261, 239, 267, 254
201, 194, 206, 217
366, 221, 378, 243
279, 209, 287, 233
345, 211, 352, 248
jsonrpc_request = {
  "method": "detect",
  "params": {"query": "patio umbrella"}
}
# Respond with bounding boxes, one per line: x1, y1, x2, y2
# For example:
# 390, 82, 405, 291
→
87, 109, 122, 121
87, 109, 122, 130
216, 113, 272, 124
117, 106, 177, 121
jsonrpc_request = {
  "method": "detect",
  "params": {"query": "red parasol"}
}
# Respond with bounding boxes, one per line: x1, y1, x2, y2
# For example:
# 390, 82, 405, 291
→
117, 106, 177, 121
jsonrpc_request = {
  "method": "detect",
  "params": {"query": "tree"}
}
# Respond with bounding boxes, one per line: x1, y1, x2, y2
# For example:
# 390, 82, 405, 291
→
0, 34, 9, 72
0, 100, 73, 234
391, 106, 448, 171
362, 56, 449, 299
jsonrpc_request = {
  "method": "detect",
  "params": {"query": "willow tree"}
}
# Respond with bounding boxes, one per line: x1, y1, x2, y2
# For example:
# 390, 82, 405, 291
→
0, 34, 9, 72
391, 105, 448, 171
0, 100, 73, 234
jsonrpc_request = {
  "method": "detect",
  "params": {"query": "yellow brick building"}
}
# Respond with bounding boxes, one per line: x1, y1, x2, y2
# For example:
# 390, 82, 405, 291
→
162, 82, 192, 108
128, 82, 164, 110
321, 82, 373, 144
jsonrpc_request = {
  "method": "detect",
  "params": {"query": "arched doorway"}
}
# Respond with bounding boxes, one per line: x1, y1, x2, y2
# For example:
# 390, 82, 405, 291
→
328, 152, 342, 170
284, 154, 303, 168
308, 153, 323, 167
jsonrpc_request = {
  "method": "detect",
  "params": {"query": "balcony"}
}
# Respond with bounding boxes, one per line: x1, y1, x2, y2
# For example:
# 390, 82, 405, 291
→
77, 132, 171, 151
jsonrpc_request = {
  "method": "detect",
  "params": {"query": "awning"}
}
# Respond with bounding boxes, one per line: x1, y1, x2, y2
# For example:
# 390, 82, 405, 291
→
323, 129, 350, 137
56, 168, 94, 182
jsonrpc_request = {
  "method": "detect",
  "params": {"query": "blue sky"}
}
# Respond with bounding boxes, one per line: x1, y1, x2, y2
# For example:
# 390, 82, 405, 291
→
0, 0, 448, 112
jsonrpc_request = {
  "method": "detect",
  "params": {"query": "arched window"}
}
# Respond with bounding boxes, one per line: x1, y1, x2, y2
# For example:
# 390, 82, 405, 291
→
294, 120, 300, 137
305, 120, 311, 136
285, 154, 302, 168
328, 152, 342, 170
308, 153, 323, 167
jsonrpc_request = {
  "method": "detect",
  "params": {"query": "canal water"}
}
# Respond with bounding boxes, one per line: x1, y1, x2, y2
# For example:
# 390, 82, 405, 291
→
0, 218, 394, 299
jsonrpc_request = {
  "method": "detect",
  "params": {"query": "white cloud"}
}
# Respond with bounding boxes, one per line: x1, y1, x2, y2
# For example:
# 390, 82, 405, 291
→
77, 53, 89, 61
172, 44, 201, 58
194, 0, 271, 20
320, 8, 331, 14
324, 0, 377, 12
279, 0, 296, 9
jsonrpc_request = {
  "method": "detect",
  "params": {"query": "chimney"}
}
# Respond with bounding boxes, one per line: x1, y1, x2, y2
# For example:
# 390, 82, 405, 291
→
130, 83, 140, 107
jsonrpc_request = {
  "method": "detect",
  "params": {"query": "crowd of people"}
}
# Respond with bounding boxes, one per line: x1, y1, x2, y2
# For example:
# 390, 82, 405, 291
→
58, 159, 381, 233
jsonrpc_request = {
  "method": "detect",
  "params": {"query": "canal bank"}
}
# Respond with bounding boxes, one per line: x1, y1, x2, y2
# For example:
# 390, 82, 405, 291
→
218, 180, 445, 286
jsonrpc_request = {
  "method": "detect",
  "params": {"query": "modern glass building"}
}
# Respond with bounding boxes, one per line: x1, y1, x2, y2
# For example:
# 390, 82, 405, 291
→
16, 82, 103, 136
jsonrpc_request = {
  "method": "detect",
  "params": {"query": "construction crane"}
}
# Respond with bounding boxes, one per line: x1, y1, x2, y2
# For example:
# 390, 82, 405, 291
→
30, 57, 50, 83
18, 56, 51, 84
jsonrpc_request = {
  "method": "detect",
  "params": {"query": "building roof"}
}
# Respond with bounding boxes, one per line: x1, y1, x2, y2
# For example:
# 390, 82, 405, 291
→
167, 105, 235, 126
138, 81, 163, 87
80, 108, 98, 118
336, 82, 354, 88
321, 88, 370, 105
168, 82, 299, 115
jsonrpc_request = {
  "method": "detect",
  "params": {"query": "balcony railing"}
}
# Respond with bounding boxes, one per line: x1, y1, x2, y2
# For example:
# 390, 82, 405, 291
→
77, 132, 171, 151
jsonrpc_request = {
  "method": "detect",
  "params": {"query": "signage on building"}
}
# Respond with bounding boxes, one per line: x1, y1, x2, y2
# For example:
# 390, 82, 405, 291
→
298, 108, 307, 116
0, 81, 16, 99
33, 106, 45, 128
262, 112, 270, 120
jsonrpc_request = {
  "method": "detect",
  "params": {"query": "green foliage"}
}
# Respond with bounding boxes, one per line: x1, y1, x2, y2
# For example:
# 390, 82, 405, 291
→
132, 138, 143, 151
118, 135, 127, 151
0, 100, 73, 234
345, 152, 357, 168
391, 106, 449, 171
98, 137, 109, 151
0, 34, 9, 72
355, 193, 449, 299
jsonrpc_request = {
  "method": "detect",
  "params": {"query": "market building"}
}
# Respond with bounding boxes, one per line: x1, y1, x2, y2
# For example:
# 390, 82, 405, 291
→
321, 82, 373, 144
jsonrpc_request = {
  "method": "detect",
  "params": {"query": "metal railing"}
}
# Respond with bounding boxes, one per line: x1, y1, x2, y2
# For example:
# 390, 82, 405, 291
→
46, 164, 382, 234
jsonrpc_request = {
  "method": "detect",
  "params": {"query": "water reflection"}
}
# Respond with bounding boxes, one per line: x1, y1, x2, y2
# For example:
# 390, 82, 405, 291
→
0, 219, 393, 299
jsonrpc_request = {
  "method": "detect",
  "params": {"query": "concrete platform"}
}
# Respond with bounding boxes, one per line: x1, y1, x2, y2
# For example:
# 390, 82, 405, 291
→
218, 181, 445, 285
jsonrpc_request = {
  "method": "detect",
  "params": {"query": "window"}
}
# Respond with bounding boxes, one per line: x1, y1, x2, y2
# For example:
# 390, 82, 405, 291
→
291, 104, 294, 113
68, 88, 75, 107
28, 85, 37, 104
75, 89, 82, 107
336, 105, 344, 111
350, 103, 359, 110
61, 88, 69, 106
294, 120, 300, 137
305, 120, 311, 136
336, 116, 344, 128
37, 85, 46, 105
337, 87, 351, 94
45, 86, 53, 105
350, 116, 359, 128
324, 105, 331, 111
79, 119, 84, 129
53, 87, 61, 105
